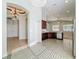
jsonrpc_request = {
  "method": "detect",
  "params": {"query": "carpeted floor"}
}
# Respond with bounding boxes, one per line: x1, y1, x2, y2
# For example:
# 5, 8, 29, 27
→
3, 39, 74, 59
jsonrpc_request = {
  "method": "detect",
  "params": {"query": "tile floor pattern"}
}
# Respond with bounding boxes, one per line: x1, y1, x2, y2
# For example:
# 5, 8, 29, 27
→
4, 39, 74, 59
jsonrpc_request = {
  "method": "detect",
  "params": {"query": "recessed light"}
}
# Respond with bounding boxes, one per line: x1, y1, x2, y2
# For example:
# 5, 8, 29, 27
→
65, 0, 69, 3
66, 10, 70, 13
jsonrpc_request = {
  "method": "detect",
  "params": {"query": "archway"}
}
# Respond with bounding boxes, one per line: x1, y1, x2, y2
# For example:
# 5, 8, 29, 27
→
7, 3, 29, 54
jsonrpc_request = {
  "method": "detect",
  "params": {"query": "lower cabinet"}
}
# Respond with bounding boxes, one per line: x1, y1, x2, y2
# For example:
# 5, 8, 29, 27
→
42, 33, 48, 40
42, 32, 57, 40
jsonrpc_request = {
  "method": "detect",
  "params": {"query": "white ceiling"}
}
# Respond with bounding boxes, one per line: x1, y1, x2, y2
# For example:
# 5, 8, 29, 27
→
43, 0, 75, 21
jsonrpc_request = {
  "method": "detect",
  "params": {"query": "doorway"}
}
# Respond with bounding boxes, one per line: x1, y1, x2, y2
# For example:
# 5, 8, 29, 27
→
7, 3, 28, 55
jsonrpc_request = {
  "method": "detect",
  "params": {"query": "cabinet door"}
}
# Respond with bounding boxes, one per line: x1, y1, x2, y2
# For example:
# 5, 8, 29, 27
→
52, 33, 57, 38
42, 20, 47, 29
42, 33, 48, 40
48, 33, 52, 38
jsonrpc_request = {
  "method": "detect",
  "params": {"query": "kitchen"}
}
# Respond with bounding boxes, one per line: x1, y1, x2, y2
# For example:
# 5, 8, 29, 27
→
42, 20, 73, 41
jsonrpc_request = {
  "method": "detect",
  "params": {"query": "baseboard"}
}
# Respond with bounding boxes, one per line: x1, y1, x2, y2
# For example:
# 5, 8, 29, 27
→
29, 41, 38, 47
19, 37, 27, 40
7, 37, 19, 39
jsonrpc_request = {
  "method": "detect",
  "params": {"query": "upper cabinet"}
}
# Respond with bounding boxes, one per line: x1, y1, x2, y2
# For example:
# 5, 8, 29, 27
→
42, 20, 47, 29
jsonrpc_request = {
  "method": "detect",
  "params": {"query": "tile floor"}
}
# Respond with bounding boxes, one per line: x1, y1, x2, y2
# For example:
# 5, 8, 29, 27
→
4, 39, 74, 59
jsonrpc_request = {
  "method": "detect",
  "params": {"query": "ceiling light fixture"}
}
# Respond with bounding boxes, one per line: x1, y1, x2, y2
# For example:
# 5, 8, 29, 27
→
65, 0, 69, 3
30, 0, 47, 7
7, 6, 26, 20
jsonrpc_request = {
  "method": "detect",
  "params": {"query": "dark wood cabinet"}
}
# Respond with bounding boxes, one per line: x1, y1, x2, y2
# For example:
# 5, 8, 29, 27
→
42, 20, 47, 29
42, 33, 48, 40
48, 32, 57, 39
42, 32, 57, 40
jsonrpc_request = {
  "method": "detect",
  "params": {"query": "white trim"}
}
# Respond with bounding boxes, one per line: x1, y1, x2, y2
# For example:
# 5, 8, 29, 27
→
29, 41, 38, 47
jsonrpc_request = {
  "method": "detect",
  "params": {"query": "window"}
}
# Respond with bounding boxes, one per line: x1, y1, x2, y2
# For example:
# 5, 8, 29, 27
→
52, 25, 59, 31
63, 24, 73, 32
